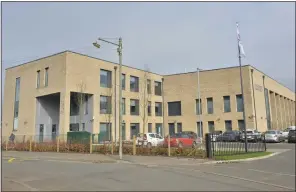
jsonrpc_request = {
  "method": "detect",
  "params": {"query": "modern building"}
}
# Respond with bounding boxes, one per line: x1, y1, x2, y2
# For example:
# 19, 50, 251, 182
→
2, 51, 295, 141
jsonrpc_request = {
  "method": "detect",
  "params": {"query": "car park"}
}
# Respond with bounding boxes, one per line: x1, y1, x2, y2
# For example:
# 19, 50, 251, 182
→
164, 132, 197, 148
262, 130, 285, 143
136, 133, 164, 147
216, 130, 241, 142
240, 129, 262, 142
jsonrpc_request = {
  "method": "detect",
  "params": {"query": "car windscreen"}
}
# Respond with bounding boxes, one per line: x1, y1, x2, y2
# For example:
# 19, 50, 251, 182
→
242, 131, 253, 134
265, 131, 276, 134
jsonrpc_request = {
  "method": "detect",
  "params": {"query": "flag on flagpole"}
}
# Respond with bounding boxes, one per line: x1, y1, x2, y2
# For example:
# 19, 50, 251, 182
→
236, 22, 246, 57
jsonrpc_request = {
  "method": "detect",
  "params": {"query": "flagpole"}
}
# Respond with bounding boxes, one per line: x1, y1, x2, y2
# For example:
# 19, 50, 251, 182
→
237, 22, 248, 153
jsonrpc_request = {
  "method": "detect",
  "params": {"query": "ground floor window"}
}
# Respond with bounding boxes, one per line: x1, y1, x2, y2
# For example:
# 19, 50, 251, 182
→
197, 122, 203, 137
156, 123, 163, 136
168, 123, 175, 135
99, 123, 112, 142
130, 123, 140, 139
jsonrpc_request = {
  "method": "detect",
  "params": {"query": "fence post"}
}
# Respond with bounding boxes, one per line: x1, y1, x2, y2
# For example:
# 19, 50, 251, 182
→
133, 135, 136, 155
205, 133, 213, 158
29, 136, 32, 152
168, 134, 171, 157
57, 136, 60, 153
90, 135, 93, 154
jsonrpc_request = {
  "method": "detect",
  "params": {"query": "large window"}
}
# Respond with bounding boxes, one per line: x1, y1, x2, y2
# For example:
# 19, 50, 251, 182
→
236, 94, 244, 112
100, 96, 112, 114
130, 123, 140, 139
207, 97, 214, 114
196, 99, 202, 115
177, 123, 182, 133
130, 76, 139, 92
238, 120, 245, 131
13, 77, 21, 131
100, 69, 112, 88
223, 96, 231, 113
121, 74, 126, 90
154, 81, 162, 96
168, 101, 182, 116
147, 79, 151, 94
36, 70, 40, 88
155, 102, 162, 116
45, 67, 49, 87
148, 101, 151, 116
197, 122, 203, 137
155, 123, 163, 136
130, 99, 139, 115
121, 98, 126, 115
225, 120, 232, 131
208, 121, 215, 133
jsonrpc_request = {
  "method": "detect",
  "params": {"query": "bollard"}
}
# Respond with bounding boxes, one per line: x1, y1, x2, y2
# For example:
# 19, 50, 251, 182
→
89, 135, 93, 154
133, 135, 136, 155
29, 136, 32, 152
168, 134, 171, 157
57, 136, 60, 153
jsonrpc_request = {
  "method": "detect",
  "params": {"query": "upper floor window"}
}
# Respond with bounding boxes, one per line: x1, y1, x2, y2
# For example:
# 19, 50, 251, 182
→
130, 99, 139, 115
155, 102, 162, 116
223, 96, 231, 113
236, 94, 244, 112
154, 81, 162, 96
121, 98, 126, 115
45, 67, 49, 87
121, 74, 126, 90
130, 76, 139, 92
196, 99, 202, 115
207, 97, 214, 114
168, 101, 182, 116
36, 70, 40, 88
100, 69, 112, 88
148, 101, 151, 116
100, 95, 112, 114
147, 79, 151, 94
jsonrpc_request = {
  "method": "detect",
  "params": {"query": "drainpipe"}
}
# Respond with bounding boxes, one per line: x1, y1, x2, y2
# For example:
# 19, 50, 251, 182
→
162, 78, 165, 136
114, 66, 117, 143
250, 69, 258, 131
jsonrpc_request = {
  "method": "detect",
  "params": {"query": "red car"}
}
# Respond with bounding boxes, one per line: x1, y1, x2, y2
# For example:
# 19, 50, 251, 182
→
164, 133, 197, 148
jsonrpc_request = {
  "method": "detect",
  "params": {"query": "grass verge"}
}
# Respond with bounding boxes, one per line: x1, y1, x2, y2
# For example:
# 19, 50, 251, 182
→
214, 151, 273, 161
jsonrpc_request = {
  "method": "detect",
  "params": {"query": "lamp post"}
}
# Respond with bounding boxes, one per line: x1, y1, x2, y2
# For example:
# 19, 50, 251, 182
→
93, 37, 123, 160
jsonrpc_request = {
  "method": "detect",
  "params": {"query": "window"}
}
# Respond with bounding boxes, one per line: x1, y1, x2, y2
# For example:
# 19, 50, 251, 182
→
223, 96, 231, 113
130, 99, 139, 115
236, 94, 244, 112
168, 101, 182, 116
177, 123, 182, 132
207, 97, 214, 114
238, 120, 245, 131
148, 101, 151, 116
121, 74, 126, 90
155, 123, 163, 136
84, 95, 88, 115
100, 96, 112, 114
148, 123, 152, 132
130, 76, 139, 92
168, 123, 175, 135
208, 121, 215, 133
122, 123, 126, 140
121, 98, 126, 115
196, 99, 202, 115
154, 81, 162, 96
13, 77, 21, 131
45, 67, 49, 87
130, 123, 140, 139
155, 102, 162, 116
36, 70, 40, 88
147, 79, 151, 94
70, 123, 79, 132
70, 93, 79, 116
100, 69, 112, 88
225, 120, 232, 131
197, 122, 203, 137
99, 123, 112, 141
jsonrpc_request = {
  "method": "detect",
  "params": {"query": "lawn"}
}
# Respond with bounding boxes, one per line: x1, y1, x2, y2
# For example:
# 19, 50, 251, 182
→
214, 151, 273, 161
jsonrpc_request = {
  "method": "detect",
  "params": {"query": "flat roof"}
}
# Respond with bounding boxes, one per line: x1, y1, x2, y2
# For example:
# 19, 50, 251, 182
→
5, 50, 294, 93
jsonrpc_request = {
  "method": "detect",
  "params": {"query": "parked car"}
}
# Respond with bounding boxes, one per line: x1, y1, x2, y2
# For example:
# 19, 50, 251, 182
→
164, 132, 197, 148
136, 133, 164, 147
282, 126, 296, 140
240, 129, 262, 142
263, 130, 285, 143
210, 130, 223, 141
216, 130, 241, 142
288, 129, 296, 143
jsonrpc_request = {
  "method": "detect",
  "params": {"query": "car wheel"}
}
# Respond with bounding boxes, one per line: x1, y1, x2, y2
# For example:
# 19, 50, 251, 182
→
192, 142, 197, 148
178, 142, 183, 148
147, 142, 152, 148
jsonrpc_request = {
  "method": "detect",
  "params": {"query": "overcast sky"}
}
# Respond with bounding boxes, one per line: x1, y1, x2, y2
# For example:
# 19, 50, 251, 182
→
1, 2, 295, 100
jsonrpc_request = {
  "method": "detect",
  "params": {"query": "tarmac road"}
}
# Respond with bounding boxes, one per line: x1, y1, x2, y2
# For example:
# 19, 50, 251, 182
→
2, 143, 295, 191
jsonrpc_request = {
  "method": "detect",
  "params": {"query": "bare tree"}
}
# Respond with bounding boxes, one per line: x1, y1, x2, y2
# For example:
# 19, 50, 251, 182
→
74, 81, 86, 131
139, 68, 151, 134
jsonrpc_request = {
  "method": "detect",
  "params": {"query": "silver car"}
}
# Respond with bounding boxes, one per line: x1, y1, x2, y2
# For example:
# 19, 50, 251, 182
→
263, 130, 285, 143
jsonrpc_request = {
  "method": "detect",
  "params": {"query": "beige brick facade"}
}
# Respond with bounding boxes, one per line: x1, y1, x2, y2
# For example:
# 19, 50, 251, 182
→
2, 51, 295, 139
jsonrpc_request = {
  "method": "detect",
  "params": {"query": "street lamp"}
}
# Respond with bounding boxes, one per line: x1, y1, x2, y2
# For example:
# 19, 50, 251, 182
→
93, 37, 123, 160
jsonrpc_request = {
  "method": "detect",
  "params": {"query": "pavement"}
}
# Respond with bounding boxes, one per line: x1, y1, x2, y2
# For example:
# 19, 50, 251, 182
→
2, 142, 295, 191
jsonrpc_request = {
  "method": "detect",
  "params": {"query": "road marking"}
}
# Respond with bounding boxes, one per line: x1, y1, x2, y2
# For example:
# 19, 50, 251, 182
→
8, 158, 16, 163
158, 165, 295, 191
